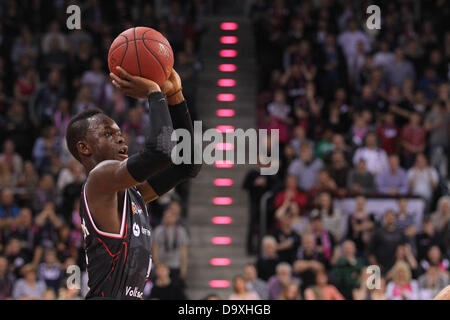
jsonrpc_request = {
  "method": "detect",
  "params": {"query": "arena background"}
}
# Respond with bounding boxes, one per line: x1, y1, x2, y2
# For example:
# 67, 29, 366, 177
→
0, 0, 449, 300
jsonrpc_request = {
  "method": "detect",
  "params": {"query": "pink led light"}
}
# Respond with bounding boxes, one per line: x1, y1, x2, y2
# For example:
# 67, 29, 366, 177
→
220, 22, 238, 30
220, 36, 238, 44
216, 109, 235, 117
217, 79, 236, 87
216, 142, 234, 151
210, 258, 231, 266
219, 64, 236, 72
213, 197, 233, 205
217, 93, 235, 102
220, 49, 237, 58
214, 160, 234, 168
209, 280, 230, 288
216, 125, 235, 133
212, 237, 232, 245
214, 178, 233, 186
212, 216, 233, 224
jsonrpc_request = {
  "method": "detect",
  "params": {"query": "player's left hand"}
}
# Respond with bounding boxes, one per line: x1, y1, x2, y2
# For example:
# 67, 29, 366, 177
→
110, 66, 161, 99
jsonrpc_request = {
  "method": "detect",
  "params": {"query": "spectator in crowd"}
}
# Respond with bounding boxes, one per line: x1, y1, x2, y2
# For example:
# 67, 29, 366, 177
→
386, 244, 419, 281
418, 263, 449, 300
279, 282, 301, 300
327, 150, 350, 193
0, 139, 23, 183
0, 188, 20, 226
0, 256, 14, 299
293, 233, 326, 293
376, 112, 400, 155
274, 175, 307, 213
415, 218, 442, 262
147, 263, 186, 300
267, 262, 299, 300
273, 212, 301, 265
333, 240, 365, 300
229, 275, 261, 300
396, 198, 417, 242
347, 159, 376, 195
304, 269, 345, 300
346, 196, 375, 256
256, 236, 280, 282
376, 154, 408, 196
384, 48, 416, 89
152, 202, 189, 287
12, 264, 46, 300
244, 264, 268, 300
288, 143, 324, 191
386, 261, 419, 300
310, 192, 344, 242
419, 246, 449, 277
275, 195, 309, 236
353, 268, 387, 300
353, 132, 389, 176
401, 113, 426, 169
37, 248, 62, 294
369, 210, 405, 273
407, 153, 439, 202
431, 196, 450, 233
310, 211, 336, 268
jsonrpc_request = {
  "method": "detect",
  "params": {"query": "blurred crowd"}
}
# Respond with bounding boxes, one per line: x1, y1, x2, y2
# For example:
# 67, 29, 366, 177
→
237, 0, 450, 300
0, 0, 206, 300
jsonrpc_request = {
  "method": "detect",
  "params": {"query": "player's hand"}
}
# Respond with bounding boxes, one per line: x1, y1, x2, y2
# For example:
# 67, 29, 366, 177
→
161, 69, 182, 97
110, 66, 161, 99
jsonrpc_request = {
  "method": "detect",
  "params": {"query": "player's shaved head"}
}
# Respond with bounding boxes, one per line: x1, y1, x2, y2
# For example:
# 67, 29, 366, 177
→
66, 108, 104, 161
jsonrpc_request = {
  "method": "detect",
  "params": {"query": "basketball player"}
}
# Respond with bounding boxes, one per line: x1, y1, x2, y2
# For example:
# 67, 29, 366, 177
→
65, 66, 201, 299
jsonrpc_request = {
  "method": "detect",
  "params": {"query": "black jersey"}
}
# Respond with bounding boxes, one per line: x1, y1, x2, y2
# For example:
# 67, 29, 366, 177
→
79, 183, 152, 300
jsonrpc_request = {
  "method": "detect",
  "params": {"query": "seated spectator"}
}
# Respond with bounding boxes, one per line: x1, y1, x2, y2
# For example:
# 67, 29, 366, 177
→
266, 89, 293, 144
16, 161, 39, 198
273, 213, 301, 264
229, 275, 260, 300
310, 212, 336, 268
9, 208, 39, 259
401, 113, 426, 168
0, 139, 23, 183
290, 126, 313, 156
376, 112, 400, 155
419, 246, 450, 277
274, 175, 308, 212
12, 264, 47, 300
288, 143, 324, 191
308, 169, 338, 198
431, 196, 450, 233
267, 262, 299, 300
0, 161, 16, 189
418, 265, 449, 300
256, 236, 280, 281
147, 263, 186, 300
386, 262, 419, 300
275, 198, 309, 236
0, 188, 20, 228
353, 132, 389, 176
346, 196, 375, 255
376, 154, 408, 196
152, 203, 189, 286
396, 198, 417, 241
407, 153, 439, 202
304, 270, 345, 300
347, 159, 375, 195
32, 126, 63, 174
32, 174, 57, 213
293, 233, 326, 293
0, 256, 15, 299
327, 150, 350, 193
310, 192, 344, 242
333, 240, 365, 300
37, 248, 62, 294
368, 210, 406, 273
415, 218, 441, 262
353, 268, 387, 300
386, 245, 419, 281
244, 264, 268, 300
279, 282, 301, 300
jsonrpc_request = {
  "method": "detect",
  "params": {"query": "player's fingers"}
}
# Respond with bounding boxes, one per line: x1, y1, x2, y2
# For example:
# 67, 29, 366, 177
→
110, 72, 131, 88
116, 66, 133, 81
111, 79, 121, 90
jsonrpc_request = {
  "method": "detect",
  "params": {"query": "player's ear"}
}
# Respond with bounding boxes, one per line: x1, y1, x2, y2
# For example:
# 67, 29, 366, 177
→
76, 141, 92, 158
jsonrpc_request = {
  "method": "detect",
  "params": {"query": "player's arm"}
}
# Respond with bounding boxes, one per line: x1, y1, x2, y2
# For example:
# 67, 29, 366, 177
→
137, 70, 202, 202
88, 67, 175, 195
434, 285, 450, 300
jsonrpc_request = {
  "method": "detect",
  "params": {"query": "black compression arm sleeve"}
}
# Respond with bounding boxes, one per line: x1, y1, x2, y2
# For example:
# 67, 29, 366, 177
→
126, 92, 175, 182
146, 100, 202, 196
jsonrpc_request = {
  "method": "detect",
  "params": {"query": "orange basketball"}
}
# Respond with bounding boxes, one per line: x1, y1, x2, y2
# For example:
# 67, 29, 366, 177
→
108, 27, 174, 86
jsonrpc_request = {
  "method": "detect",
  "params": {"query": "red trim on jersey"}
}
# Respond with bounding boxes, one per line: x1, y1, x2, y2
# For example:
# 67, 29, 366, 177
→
97, 237, 121, 257
122, 242, 128, 265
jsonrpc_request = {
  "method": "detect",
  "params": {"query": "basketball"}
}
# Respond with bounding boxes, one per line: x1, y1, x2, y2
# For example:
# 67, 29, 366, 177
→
108, 27, 174, 86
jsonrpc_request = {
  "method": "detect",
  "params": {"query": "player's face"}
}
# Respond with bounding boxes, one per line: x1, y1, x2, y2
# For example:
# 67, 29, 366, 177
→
86, 115, 128, 163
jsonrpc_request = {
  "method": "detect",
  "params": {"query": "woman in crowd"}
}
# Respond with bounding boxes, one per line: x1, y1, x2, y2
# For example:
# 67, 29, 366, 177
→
228, 275, 261, 300
304, 270, 345, 300
386, 261, 420, 300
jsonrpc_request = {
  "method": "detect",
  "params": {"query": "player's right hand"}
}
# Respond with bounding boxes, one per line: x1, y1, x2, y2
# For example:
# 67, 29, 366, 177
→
110, 66, 161, 99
